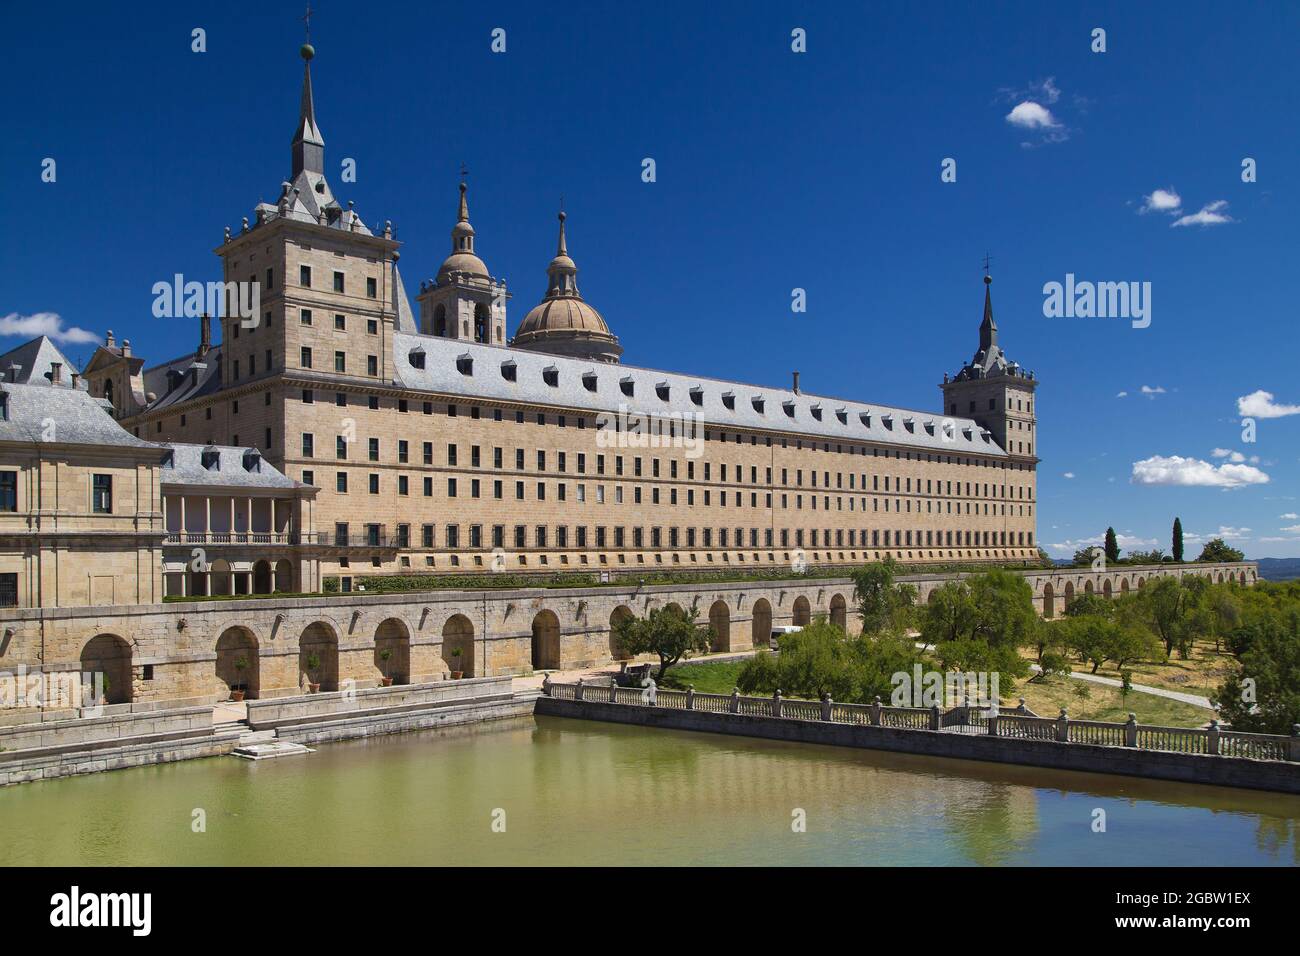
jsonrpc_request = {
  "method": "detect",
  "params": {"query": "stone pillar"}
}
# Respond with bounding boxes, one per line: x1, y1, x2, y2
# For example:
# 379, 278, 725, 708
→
608, 680, 617, 703
1290, 725, 1300, 762
1207, 719, 1220, 756
729, 687, 740, 714
1125, 713, 1138, 747
929, 704, 940, 731
541, 673, 551, 696
871, 695, 882, 726
1056, 708, 1070, 742
685, 685, 695, 710
574, 678, 584, 702
772, 689, 782, 718
821, 692, 832, 722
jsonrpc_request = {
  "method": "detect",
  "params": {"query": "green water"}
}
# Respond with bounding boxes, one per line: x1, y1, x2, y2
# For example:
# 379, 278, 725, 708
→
2, 716, 1298, 866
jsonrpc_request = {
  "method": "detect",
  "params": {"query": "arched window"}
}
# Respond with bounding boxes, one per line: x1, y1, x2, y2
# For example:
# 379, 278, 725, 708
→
474, 304, 489, 344
433, 304, 447, 337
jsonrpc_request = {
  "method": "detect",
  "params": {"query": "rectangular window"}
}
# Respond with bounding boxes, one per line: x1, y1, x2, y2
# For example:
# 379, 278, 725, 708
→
300, 265, 311, 287
91, 474, 112, 514
0, 471, 16, 512
301, 433, 314, 457
366, 277, 377, 299
334, 351, 346, 372
336, 472, 348, 493
333, 271, 345, 293
301, 347, 313, 368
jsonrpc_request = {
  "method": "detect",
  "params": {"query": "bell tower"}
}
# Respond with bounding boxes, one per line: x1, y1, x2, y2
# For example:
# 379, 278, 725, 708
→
416, 179, 508, 344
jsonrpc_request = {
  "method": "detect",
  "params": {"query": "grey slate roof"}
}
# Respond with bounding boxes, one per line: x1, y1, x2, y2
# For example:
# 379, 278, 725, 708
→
140, 347, 224, 411
160, 443, 303, 489
0, 380, 158, 449
390, 332, 1007, 457
0, 336, 76, 385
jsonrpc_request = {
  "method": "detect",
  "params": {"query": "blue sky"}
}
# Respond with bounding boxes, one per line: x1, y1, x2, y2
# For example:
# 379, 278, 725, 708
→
2, 1, 1298, 557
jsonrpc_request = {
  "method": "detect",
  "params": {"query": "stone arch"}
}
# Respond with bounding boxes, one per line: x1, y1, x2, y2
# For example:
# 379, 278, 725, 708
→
433, 303, 447, 336
664, 601, 685, 617
1137, 576, 1146, 590
81, 633, 133, 705
274, 559, 293, 593
474, 303, 490, 343
530, 609, 562, 671
1084, 580, 1094, 595
1239, 570, 1247, 586
708, 600, 730, 653
1121, 578, 1130, 595
1042, 583, 1055, 619
1064, 582, 1075, 605
216, 626, 259, 699
1103, 579, 1113, 599
830, 593, 847, 632
752, 598, 773, 649
209, 558, 233, 596
792, 595, 811, 626
609, 605, 634, 660
1217, 571, 1226, 584
253, 559, 273, 595
442, 614, 475, 678
375, 617, 411, 685
299, 622, 339, 692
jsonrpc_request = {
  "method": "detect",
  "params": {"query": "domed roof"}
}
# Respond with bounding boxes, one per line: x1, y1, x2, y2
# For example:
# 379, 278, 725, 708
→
510, 211, 622, 363
516, 296, 611, 337
437, 251, 489, 283
435, 182, 490, 283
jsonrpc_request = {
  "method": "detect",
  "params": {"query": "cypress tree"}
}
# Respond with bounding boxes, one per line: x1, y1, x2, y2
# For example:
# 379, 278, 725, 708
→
1172, 517, 1184, 563
1104, 527, 1120, 564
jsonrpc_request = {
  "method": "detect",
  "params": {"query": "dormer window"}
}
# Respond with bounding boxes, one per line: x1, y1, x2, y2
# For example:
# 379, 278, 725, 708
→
923, 419, 935, 434
456, 353, 473, 376
882, 414, 894, 429
782, 401, 796, 418
751, 396, 765, 413
409, 348, 426, 370
620, 376, 634, 397
903, 416, 914, 431
859, 411, 871, 427
582, 371, 598, 392
810, 404, 823, 421
689, 386, 704, 406
160, 448, 173, 468
836, 408, 848, 424
543, 366, 559, 387
201, 448, 220, 470
166, 369, 183, 392
501, 360, 517, 382
721, 391, 735, 410
655, 382, 670, 401
243, 450, 262, 472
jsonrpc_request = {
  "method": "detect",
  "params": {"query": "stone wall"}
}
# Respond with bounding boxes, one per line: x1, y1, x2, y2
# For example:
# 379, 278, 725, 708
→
0, 561, 1258, 713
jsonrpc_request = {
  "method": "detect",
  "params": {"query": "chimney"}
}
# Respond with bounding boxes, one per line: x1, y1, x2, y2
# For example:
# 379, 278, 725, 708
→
792, 371, 801, 395
71, 372, 80, 389
50, 362, 63, 385
121, 340, 131, 358
7, 363, 22, 383
106, 330, 115, 349
198, 313, 212, 357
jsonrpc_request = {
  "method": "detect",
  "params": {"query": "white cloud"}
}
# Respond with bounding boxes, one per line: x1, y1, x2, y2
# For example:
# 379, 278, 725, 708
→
1116, 391, 1128, 398
1237, 389, 1300, 419
1140, 385, 1166, 398
1062, 472, 1075, 479
1006, 101, 1059, 129
1171, 199, 1233, 228
1282, 525, 1300, 534
1280, 513, 1298, 520
1131, 455, 1270, 488
1046, 532, 1157, 555
1211, 448, 1247, 463
1140, 188, 1182, 214
1216, 525, 1251, 541
0, 311, 98, 345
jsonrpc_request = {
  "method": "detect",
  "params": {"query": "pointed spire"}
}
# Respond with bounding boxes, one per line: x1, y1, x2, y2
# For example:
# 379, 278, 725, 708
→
556, 209, 568, 257
546, 210, 579, 298
979, 274, 997, 352
458, 180, 469, 223
291, 43, 324, 177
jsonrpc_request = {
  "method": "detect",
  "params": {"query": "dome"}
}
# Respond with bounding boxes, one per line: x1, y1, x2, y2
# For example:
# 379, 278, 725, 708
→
516, 297, 611, 337
437, 251, 489, 283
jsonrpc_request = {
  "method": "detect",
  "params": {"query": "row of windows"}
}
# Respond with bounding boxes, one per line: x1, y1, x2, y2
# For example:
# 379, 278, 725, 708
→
333, 520, 1034, 552
0, 471, 112, 514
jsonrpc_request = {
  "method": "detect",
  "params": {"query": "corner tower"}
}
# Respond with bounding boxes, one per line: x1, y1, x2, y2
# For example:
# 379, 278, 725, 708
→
416, 181, 508, 344
511, 211, 622, 363
940, 274, 1038, 459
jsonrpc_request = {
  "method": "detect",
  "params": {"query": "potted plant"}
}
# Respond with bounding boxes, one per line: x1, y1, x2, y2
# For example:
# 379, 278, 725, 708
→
305, 652, 322, 693
449, 647, 464, 680
231, 655, 249, 701
378, 647, 394, 687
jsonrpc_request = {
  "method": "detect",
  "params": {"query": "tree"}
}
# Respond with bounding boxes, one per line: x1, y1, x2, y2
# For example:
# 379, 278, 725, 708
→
1104, 527, 1120, 564
1198, 537, 1245, 563
1172, 517, 1184, 563
850, 558, 916, 636
1071, 545, 1099, 567
1126, 548, 1165, 566
613, 605, 712, 680
1065, 592, 1112, 619
1133, 576, 1194, 659
921, 571, 1035, 685
1215, 612, 1300, 735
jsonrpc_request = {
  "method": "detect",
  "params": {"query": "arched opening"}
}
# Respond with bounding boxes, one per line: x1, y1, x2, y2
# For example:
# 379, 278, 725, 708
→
1064, 582, 1075, 606
1042, 583, 1055, 619
751, 598, 773, 649
1218, 572, 1226, 584
1121, 578, 1130, 595
442, 614, 475, 678
530, 610, 562, 671
209, 558, 232, 596
830, 593, 847, 632
708, 600, 730, 653
299, 622, 339, 692
664, 602, 685, 617
609, 605, 634, 660
792, 596, 811, 626
253, 560, 273, 595
374, 618, 411, 685
81, 634, 132, 705
274, 559, 293, 593
186, 566, 208, 597
1137, 577, 1146, 590
1084, 580, 1094, 595
215, 626, 259, 700
474, 303, 490, 344
433, 303, 447, 337
1239, 571, 1247, 586
1103, 579, 1113, 599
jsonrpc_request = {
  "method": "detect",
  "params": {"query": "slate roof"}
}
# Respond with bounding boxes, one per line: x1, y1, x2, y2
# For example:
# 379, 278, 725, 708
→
140, 347, 224, 411
159, 442, 303, 489
391, 332, 1007, 457
0, 336, 77, 385
0, 380, 158, 449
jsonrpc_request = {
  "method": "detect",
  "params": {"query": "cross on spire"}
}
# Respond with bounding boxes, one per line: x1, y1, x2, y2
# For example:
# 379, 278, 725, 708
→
302, 3, 314, 42
982, 252, 993, 276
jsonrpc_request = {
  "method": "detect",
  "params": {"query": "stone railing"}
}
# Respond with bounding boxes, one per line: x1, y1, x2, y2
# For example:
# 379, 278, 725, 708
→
541, 677, 1300, 763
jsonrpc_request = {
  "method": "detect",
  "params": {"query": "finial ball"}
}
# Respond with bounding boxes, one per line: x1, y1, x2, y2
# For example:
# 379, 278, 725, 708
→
300, 43, 315, 61
984, 274, 992, 285
558, 210, 566, 222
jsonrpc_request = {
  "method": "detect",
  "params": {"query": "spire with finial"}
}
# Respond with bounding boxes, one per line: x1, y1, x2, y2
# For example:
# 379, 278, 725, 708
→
979, 270, 998, 353
546, 209, 579, 298
291, 6, 324, 177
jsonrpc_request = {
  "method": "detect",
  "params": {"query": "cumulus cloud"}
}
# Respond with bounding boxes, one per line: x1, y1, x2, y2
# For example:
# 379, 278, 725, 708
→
1140, 385, 1166, 398
1280, 513, 1299, 520
1062, 472, 1075, 479
1139, 188, 1182, 215
1282, 525, 1300, 534
0, 312, 97, 345
1116, 391, 1128, 398
1171, 199, 1233, 228
1131, 455, 1269, 488
1046, 532, 1157, 555
1237, 390, 1300, 419
1212, 448, 1248, 463
1006, 101, 1060, 129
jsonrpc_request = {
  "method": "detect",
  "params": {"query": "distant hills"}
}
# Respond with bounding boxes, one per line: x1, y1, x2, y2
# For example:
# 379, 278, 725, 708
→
1254, 558, 1300, 582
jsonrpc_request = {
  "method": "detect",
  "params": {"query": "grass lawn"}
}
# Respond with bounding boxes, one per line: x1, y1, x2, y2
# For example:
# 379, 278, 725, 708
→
1010, 675, 1215, 728
659, 658, 752, 695
1026, 632, 1235, 700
